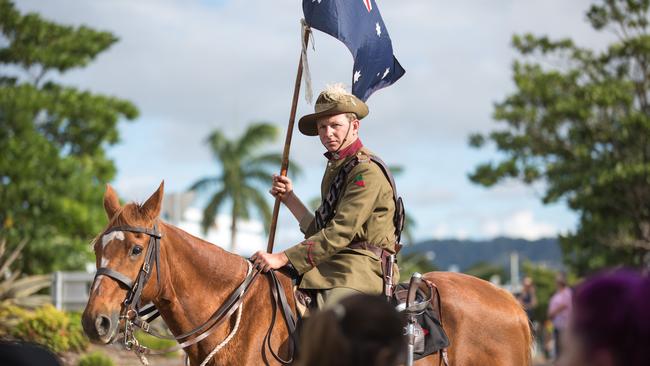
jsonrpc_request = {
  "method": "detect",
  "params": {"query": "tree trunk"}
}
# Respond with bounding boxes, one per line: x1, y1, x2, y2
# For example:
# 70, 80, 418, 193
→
230, 205, 238, 253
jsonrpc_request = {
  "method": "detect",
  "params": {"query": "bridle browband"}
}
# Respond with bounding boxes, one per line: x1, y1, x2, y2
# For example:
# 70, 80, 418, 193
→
92, 223, 296, 364
95, 224, 162, 311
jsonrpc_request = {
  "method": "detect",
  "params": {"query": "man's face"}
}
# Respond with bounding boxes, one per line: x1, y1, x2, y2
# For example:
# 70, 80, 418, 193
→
317, 113, 359, 152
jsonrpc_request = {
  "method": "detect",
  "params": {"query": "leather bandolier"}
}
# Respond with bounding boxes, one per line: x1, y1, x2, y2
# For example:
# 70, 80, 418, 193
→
314, 154, 405, 298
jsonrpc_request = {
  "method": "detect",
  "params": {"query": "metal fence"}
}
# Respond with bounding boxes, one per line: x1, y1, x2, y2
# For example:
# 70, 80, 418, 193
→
52, 271, 94, 311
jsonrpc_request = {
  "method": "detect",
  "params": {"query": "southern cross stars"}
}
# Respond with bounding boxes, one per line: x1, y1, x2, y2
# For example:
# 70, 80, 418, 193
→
353, 70, 361, 83
376, 22, 381, 37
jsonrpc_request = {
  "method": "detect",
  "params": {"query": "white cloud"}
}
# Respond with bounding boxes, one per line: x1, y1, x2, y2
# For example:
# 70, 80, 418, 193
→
481, 210, 557, 240
432, 224, 449, 239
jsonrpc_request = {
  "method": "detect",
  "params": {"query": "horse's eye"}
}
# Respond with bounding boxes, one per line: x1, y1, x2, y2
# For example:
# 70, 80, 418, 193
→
131, 245, 144, 256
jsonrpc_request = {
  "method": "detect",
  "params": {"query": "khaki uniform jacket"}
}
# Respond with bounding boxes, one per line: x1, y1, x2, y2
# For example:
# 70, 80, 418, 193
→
284, 146, 399, 294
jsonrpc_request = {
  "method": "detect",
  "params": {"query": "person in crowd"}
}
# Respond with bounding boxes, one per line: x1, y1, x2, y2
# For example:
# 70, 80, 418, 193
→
295, 294, 406, 366
557, 269, 649, 366
548, 271, 572, 359
517, 276, 538, 320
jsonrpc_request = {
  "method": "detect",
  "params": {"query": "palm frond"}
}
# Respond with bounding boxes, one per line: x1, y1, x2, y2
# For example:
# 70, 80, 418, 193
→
201, 189, 228, 234
242, 185, 272, 232
243, 168, 275, 187
401, 214, 417, 245
13, 295, 51, 308
235, 123, 278, 157
187, 176, 221, 192
248, 153, 282, 168
0, 238, 27, 275
308, 196, 321, 211
247, 153, 303, 179
0, 239, 52, 309
388, 164, 404, 178
206, 129, 231, 160
286, 161, 304, 179
2, 275, 51, 300
187, 176, 222, 192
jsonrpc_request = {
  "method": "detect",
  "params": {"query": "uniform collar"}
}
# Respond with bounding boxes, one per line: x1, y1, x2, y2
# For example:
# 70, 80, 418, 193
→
324, 139, 363, 161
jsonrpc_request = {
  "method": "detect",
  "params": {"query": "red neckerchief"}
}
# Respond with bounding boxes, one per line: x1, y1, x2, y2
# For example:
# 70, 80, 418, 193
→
324, 139, 363, 161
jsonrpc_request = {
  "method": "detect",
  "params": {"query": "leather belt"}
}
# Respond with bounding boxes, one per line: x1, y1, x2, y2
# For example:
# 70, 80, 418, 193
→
349, 241, 399, 298
348, 241, 389, 258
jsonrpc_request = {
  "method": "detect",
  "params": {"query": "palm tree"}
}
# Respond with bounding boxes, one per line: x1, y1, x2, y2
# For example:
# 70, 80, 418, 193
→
189, 123, 300, 253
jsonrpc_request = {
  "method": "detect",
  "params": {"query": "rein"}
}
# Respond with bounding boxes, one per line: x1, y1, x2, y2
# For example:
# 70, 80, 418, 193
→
92, 223, 296, 364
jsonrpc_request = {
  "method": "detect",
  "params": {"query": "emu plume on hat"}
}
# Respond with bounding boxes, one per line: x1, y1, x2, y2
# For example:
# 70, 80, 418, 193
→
298, 84, 369, 136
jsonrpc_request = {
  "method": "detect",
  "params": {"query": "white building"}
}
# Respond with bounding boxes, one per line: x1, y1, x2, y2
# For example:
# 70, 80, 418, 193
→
162, 192, 265, 256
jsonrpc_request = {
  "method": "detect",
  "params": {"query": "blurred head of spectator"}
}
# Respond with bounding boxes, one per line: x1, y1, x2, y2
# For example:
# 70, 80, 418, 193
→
295, 294, 406, 366
558, 269, 650, 366
522, 276, 534, 288
518, 276, 538, 320
556, 271, 568, 288
0, 341, 62, 366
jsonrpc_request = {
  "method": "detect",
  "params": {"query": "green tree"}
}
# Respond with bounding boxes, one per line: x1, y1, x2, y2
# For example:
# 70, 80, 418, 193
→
398, 252, 438, 280
464, 261, 507, 283
0, 1, 138, 273
189, 123, 300, 253
469, 0, 650, 275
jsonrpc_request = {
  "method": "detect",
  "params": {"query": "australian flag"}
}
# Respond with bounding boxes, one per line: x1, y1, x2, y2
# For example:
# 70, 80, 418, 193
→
303, 0, 405, 102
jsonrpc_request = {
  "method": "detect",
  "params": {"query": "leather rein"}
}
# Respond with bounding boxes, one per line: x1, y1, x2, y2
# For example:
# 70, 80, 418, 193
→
92, 224, 296, 363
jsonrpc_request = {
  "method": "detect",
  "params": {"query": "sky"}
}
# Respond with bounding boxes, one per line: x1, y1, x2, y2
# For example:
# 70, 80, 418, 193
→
13, 0, 614, 251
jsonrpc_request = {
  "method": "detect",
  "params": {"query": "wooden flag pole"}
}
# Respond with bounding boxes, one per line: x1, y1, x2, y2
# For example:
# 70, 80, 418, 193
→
266, 27, 310, 253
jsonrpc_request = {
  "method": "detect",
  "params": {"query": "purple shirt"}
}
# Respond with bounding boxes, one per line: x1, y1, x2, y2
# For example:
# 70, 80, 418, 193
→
549, 287, 573, 330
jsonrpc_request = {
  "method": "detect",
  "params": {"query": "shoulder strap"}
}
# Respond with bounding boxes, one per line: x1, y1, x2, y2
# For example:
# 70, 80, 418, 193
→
368, 156, 398, 208
368, 156, 405, 244
314, 155, 406, 244
314, 158, 360, 230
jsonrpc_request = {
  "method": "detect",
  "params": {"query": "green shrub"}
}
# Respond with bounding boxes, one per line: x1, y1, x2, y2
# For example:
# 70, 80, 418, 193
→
0, 303, 29, 336
10, 304, 89, 354
67, 311, 90, 353
77, 351, 114, 366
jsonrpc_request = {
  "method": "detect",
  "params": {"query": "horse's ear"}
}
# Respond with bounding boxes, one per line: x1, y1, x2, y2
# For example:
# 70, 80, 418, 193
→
141, 181, 164, 220
104, 184, 121, 219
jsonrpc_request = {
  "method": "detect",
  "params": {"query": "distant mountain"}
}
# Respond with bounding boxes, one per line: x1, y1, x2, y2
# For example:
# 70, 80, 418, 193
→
403, 237, 563, 271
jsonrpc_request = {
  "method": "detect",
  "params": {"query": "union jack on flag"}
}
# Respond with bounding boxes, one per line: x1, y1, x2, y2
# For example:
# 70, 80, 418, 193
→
303, 0, 405, 101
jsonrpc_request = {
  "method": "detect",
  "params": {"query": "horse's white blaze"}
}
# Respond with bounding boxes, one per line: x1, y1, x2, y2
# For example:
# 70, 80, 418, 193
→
102, 231, 124, 249
94, 231, 123, 292
92, 276, 103, 292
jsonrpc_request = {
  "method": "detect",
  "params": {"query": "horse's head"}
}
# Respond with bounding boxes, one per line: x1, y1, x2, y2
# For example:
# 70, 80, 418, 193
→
82, 182, 164, 344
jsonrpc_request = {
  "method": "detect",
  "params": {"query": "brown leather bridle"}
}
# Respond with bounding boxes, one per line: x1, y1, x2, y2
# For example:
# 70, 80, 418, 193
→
92, 223, 296, 363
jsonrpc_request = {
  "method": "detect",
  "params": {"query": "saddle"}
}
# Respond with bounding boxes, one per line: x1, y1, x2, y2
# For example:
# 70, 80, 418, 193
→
392, 279, 450, 361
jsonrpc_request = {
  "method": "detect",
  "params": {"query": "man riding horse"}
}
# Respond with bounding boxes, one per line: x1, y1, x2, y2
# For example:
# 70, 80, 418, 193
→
252, 84, 401, 309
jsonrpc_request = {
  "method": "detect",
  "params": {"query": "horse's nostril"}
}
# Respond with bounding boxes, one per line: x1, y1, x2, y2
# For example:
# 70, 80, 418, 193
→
95, 314, 111, 337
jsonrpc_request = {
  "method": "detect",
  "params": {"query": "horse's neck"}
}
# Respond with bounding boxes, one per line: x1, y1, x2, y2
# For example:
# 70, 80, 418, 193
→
153, 222, 248, 336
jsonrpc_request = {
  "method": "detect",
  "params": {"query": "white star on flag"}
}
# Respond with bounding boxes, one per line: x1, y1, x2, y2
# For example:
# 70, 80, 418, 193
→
381, 67, 390, 79
353, 70, 361, 83
375, 22, 381, 37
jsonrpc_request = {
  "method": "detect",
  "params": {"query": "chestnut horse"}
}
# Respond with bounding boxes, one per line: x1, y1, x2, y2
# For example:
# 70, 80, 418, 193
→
82, 183, 532, 365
